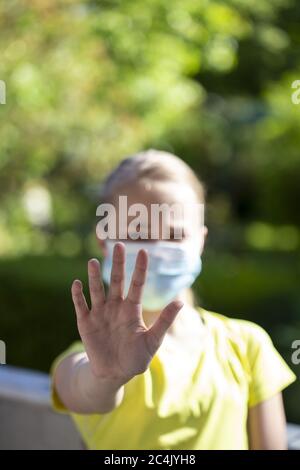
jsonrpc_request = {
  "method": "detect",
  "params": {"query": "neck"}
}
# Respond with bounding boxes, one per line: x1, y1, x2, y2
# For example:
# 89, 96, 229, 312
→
142, 289, 193, 334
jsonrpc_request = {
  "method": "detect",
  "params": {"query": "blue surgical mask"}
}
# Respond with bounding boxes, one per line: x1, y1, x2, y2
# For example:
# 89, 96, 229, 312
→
102, 238, 202, 311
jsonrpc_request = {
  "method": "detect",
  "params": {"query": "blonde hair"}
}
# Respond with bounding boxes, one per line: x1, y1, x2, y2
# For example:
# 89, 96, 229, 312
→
100, 149, 205, 204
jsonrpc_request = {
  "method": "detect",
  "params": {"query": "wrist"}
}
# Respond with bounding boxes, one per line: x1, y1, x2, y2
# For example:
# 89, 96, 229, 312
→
85, 358, 130, 391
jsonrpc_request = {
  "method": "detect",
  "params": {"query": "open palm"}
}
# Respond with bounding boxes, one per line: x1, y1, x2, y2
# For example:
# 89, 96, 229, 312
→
71, 242, 183, 383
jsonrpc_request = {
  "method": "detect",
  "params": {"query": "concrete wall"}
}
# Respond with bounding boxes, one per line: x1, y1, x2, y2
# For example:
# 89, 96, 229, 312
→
0, 365, 299, 450
0, 365, 82, 449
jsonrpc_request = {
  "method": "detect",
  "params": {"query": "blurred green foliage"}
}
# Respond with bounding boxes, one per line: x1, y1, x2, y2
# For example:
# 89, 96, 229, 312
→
1, 0, 300, 255
0, 1, 300, 421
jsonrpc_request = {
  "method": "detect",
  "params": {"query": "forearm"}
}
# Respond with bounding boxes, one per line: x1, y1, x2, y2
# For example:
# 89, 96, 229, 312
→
54, 353, 125, 414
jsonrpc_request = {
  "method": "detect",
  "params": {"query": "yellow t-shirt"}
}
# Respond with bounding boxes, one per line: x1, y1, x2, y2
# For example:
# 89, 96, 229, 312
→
50, 309, 296, 450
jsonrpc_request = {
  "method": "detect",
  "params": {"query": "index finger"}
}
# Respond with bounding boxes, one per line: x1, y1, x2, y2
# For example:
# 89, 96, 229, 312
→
107, 242, 126, 301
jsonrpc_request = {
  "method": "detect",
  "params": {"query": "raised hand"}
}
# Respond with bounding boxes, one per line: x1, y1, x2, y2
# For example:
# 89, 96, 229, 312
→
71, 242, 183, 384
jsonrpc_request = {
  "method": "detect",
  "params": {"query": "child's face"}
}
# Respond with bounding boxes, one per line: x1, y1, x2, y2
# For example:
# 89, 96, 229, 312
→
98, 180, 207, 256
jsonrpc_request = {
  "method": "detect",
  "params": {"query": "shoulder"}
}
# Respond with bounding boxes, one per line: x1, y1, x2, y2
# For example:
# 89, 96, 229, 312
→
198, 308, 273, 355
197, 308, 296, 406
199, 307, 269, 336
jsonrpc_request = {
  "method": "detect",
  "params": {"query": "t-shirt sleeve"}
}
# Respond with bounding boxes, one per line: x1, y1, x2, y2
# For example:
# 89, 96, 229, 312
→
49, 340, 85, 413
241, 321, 297, 408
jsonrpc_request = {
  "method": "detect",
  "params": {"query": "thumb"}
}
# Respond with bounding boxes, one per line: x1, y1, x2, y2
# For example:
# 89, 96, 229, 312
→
146, 300, 184, 354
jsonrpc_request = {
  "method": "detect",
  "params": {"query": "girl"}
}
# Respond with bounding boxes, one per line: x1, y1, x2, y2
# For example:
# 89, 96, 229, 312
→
51, 150, 296, 450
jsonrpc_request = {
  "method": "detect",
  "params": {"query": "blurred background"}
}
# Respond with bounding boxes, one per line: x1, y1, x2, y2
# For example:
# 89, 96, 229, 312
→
0, 0, 299, 424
